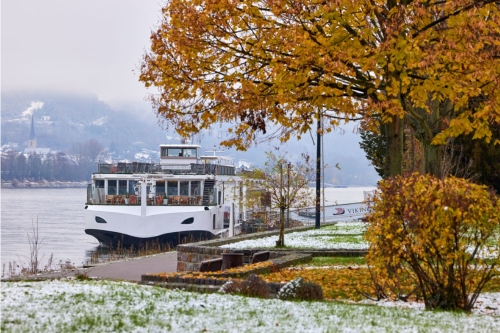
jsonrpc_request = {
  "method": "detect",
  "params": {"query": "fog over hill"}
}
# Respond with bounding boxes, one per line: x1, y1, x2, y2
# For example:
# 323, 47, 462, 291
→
1, 90, 380, 185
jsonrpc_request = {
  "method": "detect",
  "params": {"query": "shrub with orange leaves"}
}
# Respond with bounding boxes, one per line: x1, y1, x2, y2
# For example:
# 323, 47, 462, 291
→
365, 174, 500, 312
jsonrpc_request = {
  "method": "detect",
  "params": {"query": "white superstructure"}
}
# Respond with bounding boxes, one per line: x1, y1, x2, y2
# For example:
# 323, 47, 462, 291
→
84, 144, 244, 246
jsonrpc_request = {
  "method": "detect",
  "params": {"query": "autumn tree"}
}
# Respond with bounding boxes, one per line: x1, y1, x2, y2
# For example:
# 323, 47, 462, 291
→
242, 151, 314, 247
140, 0, 500, 178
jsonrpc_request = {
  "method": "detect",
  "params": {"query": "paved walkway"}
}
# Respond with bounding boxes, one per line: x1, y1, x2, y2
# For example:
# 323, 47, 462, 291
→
33, 251, 178, 282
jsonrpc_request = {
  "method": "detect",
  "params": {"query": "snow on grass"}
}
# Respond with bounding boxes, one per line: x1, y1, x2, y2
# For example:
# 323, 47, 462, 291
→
1, 280, 499, 333
222, 222, 368, 250
356, 293, 500, 316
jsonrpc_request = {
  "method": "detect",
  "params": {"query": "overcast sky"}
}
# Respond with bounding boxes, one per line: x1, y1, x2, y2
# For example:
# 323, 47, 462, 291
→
2, 0, 163, 108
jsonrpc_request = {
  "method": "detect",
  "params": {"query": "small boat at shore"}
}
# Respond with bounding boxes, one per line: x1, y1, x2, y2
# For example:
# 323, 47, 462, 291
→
84, 143, 243, 247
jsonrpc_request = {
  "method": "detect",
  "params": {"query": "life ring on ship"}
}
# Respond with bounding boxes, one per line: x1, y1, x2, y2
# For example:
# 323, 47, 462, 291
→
129, 195, 136, 204
110, 166, 116, 173
156, 195, 163, 205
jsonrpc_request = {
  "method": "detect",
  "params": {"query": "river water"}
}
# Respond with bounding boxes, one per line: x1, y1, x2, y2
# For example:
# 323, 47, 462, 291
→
1, 186, 375, 275
1, 188, 99, 274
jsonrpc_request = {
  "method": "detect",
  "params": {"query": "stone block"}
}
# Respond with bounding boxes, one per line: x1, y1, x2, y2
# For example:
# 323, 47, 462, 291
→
177, 262, 186, 271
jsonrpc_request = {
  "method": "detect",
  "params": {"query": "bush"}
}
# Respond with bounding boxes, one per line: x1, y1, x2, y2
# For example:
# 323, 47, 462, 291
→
277, 278, 323, 301
365, 173, 500, 312
218, 280, 242, 294
239, 274, 269, 298
218, 274, 269, 298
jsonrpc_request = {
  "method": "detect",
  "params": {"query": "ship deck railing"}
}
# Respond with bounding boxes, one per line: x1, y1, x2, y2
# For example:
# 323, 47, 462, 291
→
97, 162, 235, 176
86, 194, 217, 206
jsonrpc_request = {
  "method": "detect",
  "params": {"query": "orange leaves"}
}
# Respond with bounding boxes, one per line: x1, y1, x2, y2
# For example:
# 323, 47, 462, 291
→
153, 261, 274, 280
264, 266, 373, 301
365, 174, 500, 311
264, 265, 422, 301
139, 0, 500, 152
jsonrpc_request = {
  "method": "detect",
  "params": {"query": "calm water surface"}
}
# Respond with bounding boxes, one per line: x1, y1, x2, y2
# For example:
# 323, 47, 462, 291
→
1, 186, 376, 271
1, 188, 99, 270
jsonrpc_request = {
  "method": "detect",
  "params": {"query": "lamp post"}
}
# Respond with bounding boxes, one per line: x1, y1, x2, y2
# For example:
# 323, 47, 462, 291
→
287, 162, 291, 228
315, 116, 321, 229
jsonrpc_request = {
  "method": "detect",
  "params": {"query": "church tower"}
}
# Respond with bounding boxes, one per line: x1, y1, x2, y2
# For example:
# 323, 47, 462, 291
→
27, 114, 37, 148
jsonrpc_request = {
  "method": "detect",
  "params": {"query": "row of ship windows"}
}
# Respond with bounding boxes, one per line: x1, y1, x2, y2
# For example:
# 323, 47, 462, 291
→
94, 180, 203, 197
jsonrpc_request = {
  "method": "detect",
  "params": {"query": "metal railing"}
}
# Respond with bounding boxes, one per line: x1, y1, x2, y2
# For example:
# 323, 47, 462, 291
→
85, 193, 217, 206
97, 162, 235, 176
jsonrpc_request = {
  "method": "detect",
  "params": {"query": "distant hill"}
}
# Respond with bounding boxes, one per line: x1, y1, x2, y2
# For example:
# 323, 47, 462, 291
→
1, 90, 167, 159
1, 89, 380, 185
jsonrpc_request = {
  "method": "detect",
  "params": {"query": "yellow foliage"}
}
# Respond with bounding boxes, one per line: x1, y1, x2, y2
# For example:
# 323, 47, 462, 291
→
152, 261, 273, 280
139, 1, 500, 150
263, 266, 500, 301
365, 174, 500, 311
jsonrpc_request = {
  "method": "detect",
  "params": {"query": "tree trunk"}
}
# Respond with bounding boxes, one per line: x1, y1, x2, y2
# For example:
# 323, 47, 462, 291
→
422, 140, 443, 179
384, 116, 404, 178
277, 205, 285, 247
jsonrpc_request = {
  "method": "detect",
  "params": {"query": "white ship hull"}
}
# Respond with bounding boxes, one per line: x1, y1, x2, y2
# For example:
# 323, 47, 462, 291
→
84, 204, 229, 246
84, 143, 244, 246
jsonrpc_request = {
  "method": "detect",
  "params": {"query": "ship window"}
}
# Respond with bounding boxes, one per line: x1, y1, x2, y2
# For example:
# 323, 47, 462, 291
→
161, 147, 168, 157
95, 180, 104, 188
180, 181, 189, 195
118, 180, 127, 195
191, 181, 201, 196
108, 180, 117, 195
167, 181, 178, 196
167, 148, 182, 157
129, 180, 138, 195
156, 180, 165, 196
95, 216, 107, 223
183, 148, 195, 157
181, 217, 194, 224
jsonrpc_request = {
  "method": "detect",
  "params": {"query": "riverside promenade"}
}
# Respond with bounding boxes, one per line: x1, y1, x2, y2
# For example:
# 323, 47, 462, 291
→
32, 251, 178, 282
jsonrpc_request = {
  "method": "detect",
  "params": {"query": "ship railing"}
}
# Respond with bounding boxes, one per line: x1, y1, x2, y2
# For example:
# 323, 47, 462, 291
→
85, 194, 217, 206
97, 161, 235, 175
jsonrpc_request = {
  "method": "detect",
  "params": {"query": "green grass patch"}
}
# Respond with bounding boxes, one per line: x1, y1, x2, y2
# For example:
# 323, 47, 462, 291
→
307, 256, 367, 266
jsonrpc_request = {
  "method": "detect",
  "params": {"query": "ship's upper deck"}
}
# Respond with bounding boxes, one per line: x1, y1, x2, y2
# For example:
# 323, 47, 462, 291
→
95, 144, 236, 176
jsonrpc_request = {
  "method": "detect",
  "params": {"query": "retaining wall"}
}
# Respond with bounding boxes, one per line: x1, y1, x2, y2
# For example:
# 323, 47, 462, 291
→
177, 223, 367, 272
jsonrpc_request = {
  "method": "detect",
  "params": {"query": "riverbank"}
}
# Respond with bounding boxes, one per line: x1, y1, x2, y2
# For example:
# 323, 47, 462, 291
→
1, 180, 88, 188
3, 251, 178, 282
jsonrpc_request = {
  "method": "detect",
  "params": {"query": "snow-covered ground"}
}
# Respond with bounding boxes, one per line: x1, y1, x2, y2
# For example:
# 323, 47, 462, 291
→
1, 280, 499, 332
356, 292, 500, 316
221, 222, 368, 250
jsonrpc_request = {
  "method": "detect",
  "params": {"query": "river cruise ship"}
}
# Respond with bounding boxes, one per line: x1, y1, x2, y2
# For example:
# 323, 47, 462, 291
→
84, 144, 243, 246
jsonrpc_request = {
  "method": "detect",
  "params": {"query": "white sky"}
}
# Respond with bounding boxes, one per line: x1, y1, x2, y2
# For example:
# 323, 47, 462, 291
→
1, 0, 163, 106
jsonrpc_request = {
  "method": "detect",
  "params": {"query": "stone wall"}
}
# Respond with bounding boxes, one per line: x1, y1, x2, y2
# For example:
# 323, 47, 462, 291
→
177, 223, 367, 272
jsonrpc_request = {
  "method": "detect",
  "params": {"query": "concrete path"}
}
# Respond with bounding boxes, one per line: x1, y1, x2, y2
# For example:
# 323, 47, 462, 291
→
33, 251, 178, 282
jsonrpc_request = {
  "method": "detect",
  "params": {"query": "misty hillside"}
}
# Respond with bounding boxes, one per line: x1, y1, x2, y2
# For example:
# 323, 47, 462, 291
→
1, 90, 380, 185
1, 90, 167, 156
